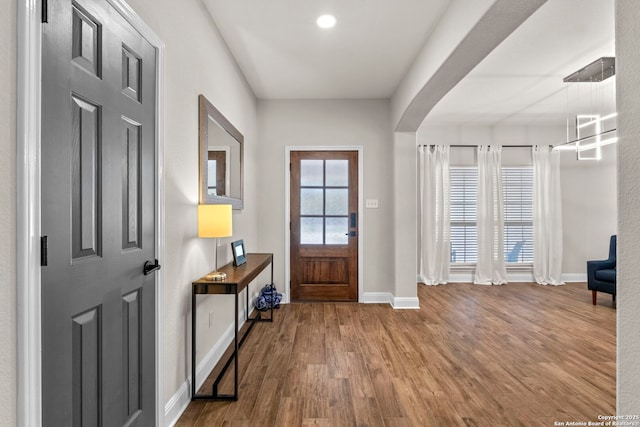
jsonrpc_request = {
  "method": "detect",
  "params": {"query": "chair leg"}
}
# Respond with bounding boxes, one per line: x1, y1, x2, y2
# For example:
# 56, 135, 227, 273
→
592, 290, 597, 305
613, 294, 616, 308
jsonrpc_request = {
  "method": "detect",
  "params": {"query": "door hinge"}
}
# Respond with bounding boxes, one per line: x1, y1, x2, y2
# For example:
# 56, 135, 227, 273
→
40, 236, 48, 266
42, 0, 48, 23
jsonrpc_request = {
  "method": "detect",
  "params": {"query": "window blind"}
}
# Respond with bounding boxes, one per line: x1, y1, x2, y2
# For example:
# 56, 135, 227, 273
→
502, 167, 534, 263
449, 166, 534, 264
450, 167, 478, 263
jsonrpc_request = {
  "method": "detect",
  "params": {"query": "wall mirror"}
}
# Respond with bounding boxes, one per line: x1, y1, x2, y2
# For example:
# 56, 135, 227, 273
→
199, 94, 243, 209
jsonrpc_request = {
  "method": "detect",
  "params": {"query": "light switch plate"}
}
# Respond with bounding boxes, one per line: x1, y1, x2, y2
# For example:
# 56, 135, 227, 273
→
366, 199, 379, 209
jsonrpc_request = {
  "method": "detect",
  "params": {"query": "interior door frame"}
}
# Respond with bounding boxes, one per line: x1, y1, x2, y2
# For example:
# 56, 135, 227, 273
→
284, 146, 364, 304
16, 1, 165, 425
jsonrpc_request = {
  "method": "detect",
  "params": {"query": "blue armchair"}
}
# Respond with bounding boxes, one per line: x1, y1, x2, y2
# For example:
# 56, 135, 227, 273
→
587, 235, 616, 306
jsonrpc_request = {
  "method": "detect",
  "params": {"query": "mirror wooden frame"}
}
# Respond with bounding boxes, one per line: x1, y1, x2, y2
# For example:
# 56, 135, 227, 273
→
198, 94, 244, 209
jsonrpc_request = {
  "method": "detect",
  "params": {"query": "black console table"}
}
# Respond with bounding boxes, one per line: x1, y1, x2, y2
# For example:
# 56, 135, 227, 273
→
191, 253, 274, 400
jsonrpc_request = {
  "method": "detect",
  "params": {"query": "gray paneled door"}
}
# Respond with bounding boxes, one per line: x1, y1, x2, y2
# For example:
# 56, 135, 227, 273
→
41, 0, 157, 425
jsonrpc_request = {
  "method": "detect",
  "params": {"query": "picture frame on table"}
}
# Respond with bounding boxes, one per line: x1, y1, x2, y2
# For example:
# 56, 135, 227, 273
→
231, 239, 246, 266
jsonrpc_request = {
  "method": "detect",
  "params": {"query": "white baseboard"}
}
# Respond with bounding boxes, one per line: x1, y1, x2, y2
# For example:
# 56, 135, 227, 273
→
448, 272, 537, 283
392, 297, 420, 309
445, 272, 587, 284
562, 273, 587, 282
448, 272, 473, 283
507, 273, 536, 282
362, 292, 419, 309
164, 305, 250, 426
164, 380, 191, 427
362, 292, 394, 304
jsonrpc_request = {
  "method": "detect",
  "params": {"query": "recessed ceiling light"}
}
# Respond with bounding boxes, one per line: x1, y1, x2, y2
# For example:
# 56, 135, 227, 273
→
316, 14, 336, 29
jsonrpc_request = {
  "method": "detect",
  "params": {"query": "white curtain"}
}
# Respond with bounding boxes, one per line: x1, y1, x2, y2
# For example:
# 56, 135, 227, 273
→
474, 145, 507, 285
418, 145, 450, 285
532, 145, 564, 285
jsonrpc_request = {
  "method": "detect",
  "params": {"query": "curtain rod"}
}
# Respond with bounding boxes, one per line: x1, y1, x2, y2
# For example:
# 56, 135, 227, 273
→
418, 144, 552, 148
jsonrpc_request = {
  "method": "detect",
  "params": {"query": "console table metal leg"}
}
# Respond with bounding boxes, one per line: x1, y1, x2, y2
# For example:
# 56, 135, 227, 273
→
191, 289, 196, 400
234, 292, 239, 399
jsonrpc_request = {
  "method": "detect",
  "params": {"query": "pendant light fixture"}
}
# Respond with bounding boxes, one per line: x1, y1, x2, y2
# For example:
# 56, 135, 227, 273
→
553, 57, 617, 160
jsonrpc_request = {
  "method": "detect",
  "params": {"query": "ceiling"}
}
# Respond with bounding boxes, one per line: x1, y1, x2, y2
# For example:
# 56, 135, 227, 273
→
425, 0, 615, 126
203, 0, 451, 99
204, 0, 615, 126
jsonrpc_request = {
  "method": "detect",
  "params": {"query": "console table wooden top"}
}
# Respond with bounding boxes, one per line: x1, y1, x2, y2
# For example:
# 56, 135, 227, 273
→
192, 253, 273, 295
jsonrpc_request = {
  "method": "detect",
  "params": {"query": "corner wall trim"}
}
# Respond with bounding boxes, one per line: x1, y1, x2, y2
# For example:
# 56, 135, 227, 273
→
392, 297, 420, 309
163, 381, 191, 427
364, 292, 420, 309
362, 292, 394, 305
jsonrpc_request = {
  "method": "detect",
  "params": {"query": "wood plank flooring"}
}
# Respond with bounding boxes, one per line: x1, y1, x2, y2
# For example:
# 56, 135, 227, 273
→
176, 282, 616, 426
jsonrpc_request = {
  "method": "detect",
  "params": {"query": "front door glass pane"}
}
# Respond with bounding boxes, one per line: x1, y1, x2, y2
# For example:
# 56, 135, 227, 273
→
301, 160, 323, 186
325, 189, 348, 216
326, 218, 348, 244
301, 189, 323, 215
301, 217, 323, 244
325, 160, 348, 186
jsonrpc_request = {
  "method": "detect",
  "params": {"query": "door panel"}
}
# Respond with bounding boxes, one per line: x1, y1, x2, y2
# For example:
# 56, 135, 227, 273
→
122, 119, 142, 250
71, 307, 101, 426
70, 94, 101, 260
42, 0, 157, 425
122, 289, 142, 421
290, 151, 358, 301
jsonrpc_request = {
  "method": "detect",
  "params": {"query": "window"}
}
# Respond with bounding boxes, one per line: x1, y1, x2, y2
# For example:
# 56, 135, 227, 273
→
299, 159, 350, 245
449, 166, 533, 264
450, 168, 478, 263
502, 167, 533, 263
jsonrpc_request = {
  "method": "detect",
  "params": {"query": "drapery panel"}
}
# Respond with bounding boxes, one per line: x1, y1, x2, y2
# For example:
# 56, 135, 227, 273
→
418, 145, 450, 285
474, 145, 507, 285
532, 145, 564, 285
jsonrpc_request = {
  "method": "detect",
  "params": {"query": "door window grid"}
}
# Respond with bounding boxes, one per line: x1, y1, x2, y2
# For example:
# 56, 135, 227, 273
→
300, 159, 349, 245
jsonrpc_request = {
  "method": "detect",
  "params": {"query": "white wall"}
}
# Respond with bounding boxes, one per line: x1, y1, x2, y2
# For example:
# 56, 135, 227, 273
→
0, 0, 17, 424
123, 0, 258, 407
256, 99, 395, 299
560, 144, 617, 274
616, 0, 640, 414
417, 124, 617, 278
392, 132, 419, 307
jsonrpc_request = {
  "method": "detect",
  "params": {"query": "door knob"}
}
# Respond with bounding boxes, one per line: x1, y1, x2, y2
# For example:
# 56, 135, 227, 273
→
143, 259, 161, 275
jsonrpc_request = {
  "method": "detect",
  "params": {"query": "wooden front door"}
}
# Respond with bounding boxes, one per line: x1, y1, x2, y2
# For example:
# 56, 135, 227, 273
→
41, 0, 157, 425
290, 151, 358, 301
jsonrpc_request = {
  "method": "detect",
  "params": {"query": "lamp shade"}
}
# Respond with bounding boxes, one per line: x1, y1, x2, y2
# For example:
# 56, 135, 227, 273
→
198, 204, 232, 238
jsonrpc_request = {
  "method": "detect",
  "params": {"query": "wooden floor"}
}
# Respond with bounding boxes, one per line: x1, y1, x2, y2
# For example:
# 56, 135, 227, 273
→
177, 282, 616, 427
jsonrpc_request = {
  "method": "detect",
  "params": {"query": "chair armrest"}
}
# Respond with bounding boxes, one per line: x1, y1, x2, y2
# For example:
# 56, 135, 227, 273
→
587, 259, 616, 277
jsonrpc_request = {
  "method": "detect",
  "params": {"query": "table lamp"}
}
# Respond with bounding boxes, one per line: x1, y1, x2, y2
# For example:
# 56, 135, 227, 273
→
198, 204, 232, 281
